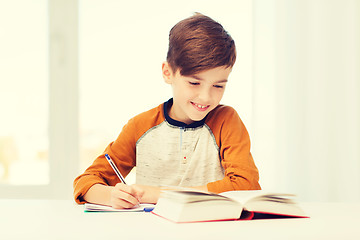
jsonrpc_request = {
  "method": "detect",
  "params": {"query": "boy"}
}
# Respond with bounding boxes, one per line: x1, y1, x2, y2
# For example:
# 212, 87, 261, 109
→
73, 13, 260, 209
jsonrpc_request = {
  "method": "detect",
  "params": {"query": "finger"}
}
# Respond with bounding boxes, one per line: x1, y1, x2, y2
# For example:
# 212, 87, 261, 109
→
115, 183, 143, 201
111, 198, 137, 209
113, 183, 140, 205
114, 189, 139, 206
130, 185, 145, 201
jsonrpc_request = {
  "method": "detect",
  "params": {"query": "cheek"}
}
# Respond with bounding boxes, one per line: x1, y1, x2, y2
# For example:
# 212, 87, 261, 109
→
172, 83, 192, 100
178, 84, 196, 96
212, 89, 225, 101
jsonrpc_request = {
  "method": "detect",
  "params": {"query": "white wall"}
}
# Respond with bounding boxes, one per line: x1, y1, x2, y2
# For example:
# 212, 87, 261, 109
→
252, 0, 360, 202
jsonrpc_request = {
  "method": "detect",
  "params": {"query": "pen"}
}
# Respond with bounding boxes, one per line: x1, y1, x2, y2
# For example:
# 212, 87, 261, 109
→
105, 153, 127, 184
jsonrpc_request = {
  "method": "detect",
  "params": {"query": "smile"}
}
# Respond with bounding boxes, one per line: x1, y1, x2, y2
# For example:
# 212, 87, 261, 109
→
191, 102, 210, 111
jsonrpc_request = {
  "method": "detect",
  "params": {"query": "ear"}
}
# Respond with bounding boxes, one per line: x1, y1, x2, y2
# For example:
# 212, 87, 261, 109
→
162, 62, 173, 84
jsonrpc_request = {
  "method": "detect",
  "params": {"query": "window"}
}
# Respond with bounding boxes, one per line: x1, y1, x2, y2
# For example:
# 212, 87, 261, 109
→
0, 1, 49, 185
0, 0, 78, 199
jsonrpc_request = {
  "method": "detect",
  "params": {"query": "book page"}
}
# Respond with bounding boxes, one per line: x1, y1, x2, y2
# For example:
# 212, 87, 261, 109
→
161, 189, 232, 203
220, 191, 307, 217
220, 190, 296, 204
220, 190, 264, 203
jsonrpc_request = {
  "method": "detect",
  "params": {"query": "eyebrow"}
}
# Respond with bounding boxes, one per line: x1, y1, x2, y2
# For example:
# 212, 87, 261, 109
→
191, 75, 228, 83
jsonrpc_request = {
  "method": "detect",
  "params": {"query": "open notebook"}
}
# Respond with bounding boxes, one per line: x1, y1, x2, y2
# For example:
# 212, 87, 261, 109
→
84, 203, 155, 212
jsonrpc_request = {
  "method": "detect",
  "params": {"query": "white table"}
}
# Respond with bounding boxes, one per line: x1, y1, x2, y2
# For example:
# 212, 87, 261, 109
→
0, 200, 359, 240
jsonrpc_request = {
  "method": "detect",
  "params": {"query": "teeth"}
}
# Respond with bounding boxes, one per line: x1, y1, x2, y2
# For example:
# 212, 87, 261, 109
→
195, 103, 207, 109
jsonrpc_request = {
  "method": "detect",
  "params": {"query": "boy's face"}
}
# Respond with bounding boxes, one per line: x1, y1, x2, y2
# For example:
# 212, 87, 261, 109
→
162, 62, 232, 124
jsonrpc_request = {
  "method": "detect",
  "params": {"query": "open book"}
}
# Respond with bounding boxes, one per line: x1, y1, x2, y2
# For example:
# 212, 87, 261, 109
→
84, 203, 155, 212
152, 190, 308, 223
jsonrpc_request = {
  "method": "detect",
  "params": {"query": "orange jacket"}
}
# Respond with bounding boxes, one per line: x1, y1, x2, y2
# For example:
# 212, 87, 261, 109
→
73, 99, 260, 204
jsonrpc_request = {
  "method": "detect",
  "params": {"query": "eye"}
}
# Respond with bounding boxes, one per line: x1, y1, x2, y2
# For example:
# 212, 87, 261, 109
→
213, 85, 224, 89
189, 82, 200, 86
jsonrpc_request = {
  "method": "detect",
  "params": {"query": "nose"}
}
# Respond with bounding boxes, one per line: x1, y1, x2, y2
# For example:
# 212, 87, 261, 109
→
198, 86, 211, 103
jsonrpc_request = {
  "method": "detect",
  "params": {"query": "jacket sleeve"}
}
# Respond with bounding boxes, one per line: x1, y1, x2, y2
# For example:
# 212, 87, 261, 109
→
206, 106, 261, 193
73, 118, 137, 204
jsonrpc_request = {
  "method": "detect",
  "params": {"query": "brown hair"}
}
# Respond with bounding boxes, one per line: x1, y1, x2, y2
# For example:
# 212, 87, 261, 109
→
166, 13, 236, 76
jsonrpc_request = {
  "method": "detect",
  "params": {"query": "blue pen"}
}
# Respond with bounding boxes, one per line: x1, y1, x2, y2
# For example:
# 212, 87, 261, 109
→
105, 154, 127, 184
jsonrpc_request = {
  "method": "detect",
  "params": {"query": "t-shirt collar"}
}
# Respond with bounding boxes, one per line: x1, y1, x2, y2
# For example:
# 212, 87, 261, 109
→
163, 98, 206, 129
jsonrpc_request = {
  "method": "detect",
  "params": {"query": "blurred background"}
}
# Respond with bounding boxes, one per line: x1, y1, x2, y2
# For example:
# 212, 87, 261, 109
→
0, 0, 359, 202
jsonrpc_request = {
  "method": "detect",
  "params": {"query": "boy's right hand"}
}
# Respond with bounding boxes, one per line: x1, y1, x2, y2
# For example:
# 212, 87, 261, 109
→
109, 183, 144, 209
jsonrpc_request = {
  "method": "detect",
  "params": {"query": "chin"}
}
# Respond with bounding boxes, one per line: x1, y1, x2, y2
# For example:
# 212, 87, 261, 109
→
189, 113, 208, 122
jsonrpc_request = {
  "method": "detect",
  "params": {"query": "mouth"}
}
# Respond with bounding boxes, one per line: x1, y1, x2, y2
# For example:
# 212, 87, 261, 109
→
191, 102, 210, 112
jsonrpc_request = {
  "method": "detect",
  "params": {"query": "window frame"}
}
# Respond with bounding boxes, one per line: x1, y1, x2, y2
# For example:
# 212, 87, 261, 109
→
0, 0, 79, 199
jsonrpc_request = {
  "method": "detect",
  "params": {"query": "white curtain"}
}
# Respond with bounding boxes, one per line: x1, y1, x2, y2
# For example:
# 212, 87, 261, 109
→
252, 0, 360, 202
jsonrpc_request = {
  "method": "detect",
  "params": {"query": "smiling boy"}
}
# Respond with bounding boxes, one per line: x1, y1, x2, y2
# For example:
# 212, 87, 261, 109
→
73, 13, 260, 209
